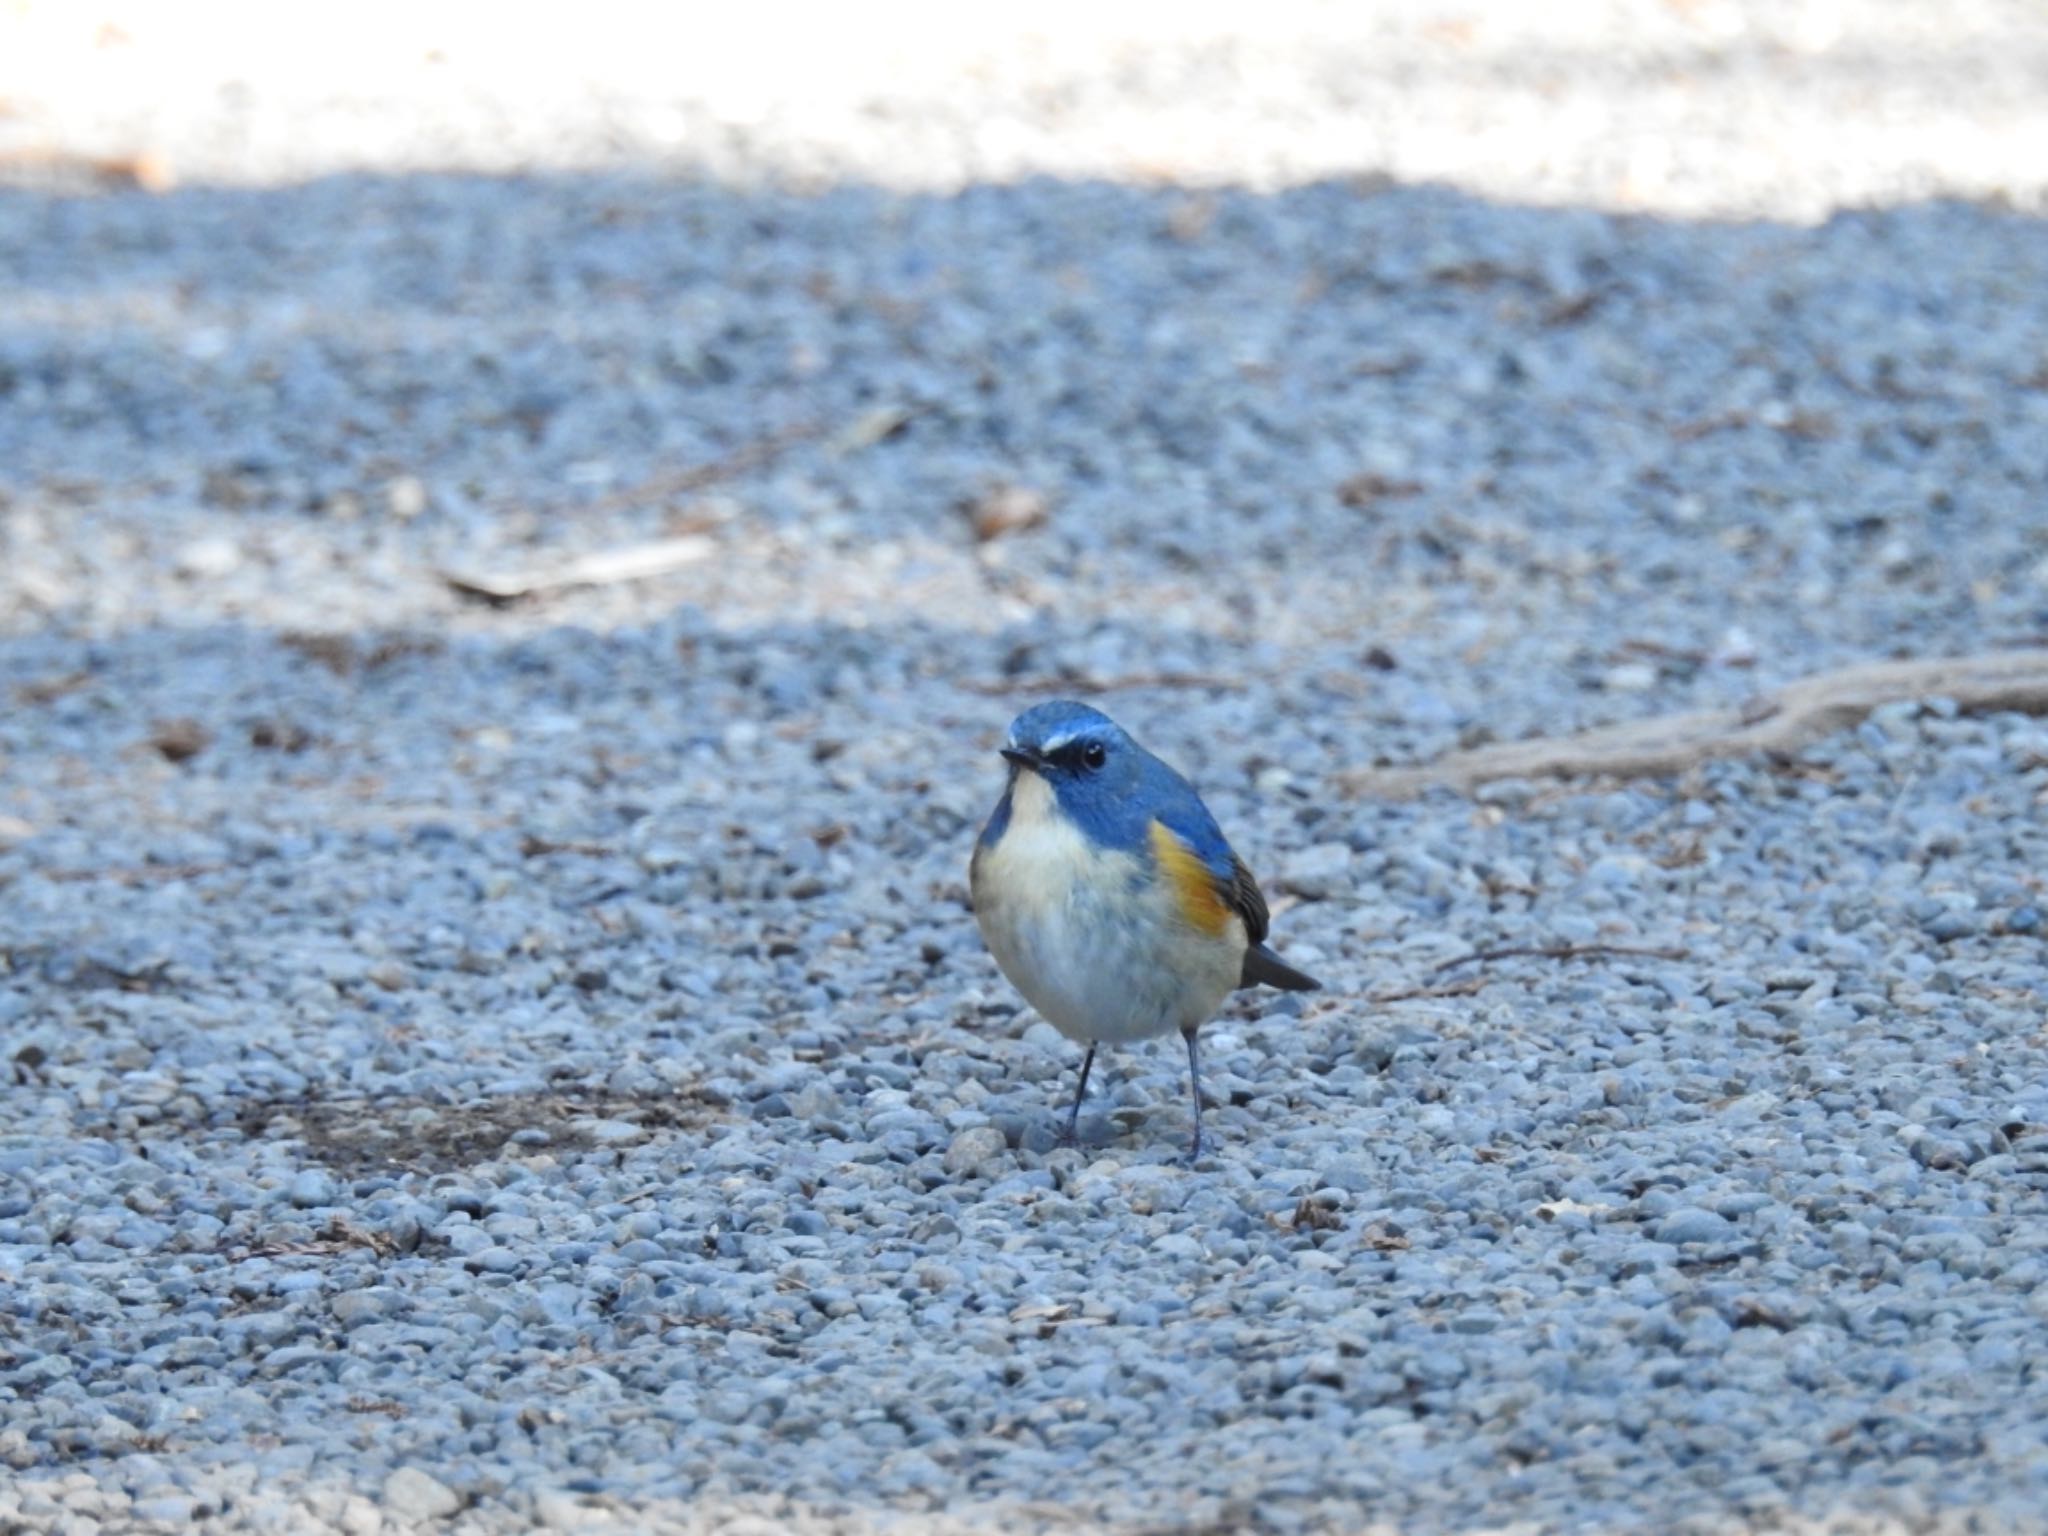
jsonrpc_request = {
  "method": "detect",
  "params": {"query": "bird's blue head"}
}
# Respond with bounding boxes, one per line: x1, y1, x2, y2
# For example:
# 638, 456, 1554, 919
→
988, 700, 1155, 849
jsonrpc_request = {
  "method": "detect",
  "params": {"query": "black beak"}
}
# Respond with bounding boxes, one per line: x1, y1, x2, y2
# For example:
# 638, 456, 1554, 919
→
999, 745, 1043, 771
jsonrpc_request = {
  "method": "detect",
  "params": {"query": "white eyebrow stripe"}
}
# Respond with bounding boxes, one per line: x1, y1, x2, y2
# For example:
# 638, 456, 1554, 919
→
1037, 732, 1076, 754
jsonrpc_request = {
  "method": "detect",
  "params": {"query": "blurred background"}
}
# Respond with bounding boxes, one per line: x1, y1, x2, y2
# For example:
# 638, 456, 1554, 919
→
5, 0, 2048, 757
7, 2, 2048, 211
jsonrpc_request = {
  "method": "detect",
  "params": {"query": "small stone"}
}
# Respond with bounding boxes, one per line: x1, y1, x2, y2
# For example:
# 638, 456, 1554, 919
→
533, 1490, 594, 1529
1653, 1207, 1736, 1245
1279, 843, 1354, 900
963, 483, 1051, 542
289, 1168, 339, 1209
150, 718, 211, 762
1922, 907, 1980, 942
382, 1468, 460, 1522
385, 476, 430, 520
575, 1119, 649, 1147
332, 1289, 403, 1327
944, 1126, 1010, 1177
176, 536, 243, 578
1319, 1164, 1378, 1194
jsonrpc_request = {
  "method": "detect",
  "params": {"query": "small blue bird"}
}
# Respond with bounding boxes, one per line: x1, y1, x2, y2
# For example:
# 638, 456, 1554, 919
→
970, 700, 1321, 1158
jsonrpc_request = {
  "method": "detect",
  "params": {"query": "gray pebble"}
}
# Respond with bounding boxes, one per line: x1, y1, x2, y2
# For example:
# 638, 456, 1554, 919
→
1652, 1208, 1737, 1245
382, 1468, 461, 1522
943, 1126, 1010, 1177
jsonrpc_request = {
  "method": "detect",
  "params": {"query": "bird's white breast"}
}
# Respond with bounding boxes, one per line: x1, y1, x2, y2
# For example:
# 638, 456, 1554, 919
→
971, 773, 1244, 1044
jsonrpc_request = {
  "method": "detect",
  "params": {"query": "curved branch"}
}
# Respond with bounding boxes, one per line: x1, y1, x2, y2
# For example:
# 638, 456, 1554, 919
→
1341, 649, 2048, 799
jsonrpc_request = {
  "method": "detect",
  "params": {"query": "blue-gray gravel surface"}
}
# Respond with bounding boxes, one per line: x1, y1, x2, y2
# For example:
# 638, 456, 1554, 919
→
6, 11, 2048, 1536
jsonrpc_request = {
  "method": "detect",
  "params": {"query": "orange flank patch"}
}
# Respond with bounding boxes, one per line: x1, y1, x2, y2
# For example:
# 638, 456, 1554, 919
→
1148, 821, 1231, 938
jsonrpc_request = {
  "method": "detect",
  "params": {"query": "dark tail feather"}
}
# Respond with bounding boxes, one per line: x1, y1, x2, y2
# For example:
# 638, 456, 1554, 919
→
1239, 943, 1321, 992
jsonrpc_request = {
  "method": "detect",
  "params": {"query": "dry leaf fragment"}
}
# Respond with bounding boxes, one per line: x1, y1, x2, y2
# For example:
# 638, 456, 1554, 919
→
1337, 473, 1425, 509
14, 671, 91, 706
249, 719, 314, 752
150, 719, 210, 763
963, 485, 1050, 542
832, 405, 916, 453
1166, 194, 1217, 242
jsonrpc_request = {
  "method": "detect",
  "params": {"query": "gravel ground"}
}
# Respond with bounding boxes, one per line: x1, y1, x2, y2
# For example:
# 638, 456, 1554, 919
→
5, 6, 2048, 1534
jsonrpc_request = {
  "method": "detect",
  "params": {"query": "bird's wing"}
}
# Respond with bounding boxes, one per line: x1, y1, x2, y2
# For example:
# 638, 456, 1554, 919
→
1146, 765, 1271, 945
1222, 852, 1271, 946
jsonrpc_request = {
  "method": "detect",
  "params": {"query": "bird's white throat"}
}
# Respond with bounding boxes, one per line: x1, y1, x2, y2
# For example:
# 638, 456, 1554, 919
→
982, 770, 1094, 902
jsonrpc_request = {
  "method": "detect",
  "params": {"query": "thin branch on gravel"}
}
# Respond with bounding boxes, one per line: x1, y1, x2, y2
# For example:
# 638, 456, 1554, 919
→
243, 1217, 399, 1260
959, 672, 1248, 697
442, 535, 718, 604
441, 417, 835, 602
1367, 976, 1488, 1003
439, 404, 931, 603
1430, 943, 1688, 975
35, 862, 224, 886
1341, 649, 2048, 799
554, 420, 823, 520
520, 834, 618, 859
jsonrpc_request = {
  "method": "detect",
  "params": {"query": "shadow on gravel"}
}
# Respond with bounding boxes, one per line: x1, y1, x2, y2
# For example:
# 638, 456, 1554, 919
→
4, 171, 2047, 799
3, 169, 2047, 651
235, 1089, 730, 1177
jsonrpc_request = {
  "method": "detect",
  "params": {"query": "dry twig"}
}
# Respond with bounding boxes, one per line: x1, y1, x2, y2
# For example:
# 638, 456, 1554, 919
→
1430, 943, 1687, 975
1342, 649, 2048, 799
441, 418, 839, 602
1365, 977, 1487, 1004
554, 422, 817, 520
36, 863, 223, 886
443, 535, 716, 604
960, 672, 1247, 697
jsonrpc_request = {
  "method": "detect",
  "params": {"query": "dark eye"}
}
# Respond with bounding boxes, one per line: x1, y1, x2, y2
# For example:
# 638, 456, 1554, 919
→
1080, 741, 1107, 771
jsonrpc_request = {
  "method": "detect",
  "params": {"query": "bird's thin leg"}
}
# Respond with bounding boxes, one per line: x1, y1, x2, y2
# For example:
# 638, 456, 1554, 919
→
1062, 1043, 1097, 1146
1183, 1028, 1205, 1161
